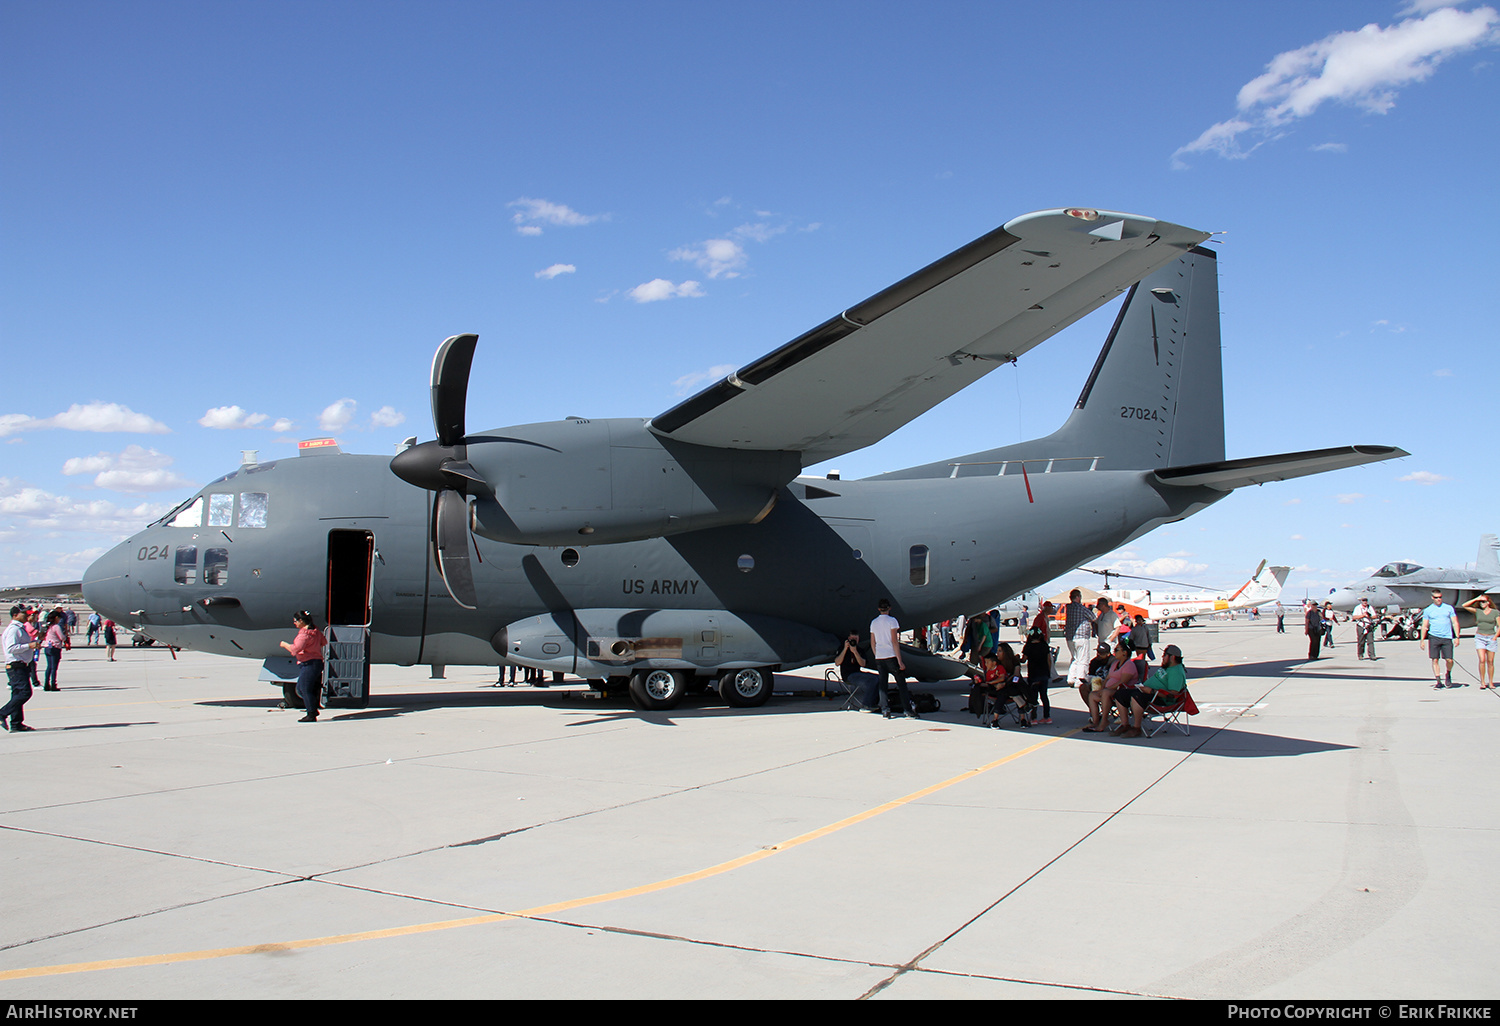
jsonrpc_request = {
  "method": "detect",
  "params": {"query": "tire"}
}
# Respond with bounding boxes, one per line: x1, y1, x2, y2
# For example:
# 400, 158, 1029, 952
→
718, 667, 772, 707
629, 668, 686, 711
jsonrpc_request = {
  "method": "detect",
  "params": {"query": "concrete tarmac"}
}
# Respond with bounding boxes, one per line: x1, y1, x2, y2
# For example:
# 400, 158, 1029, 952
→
1, 621, 1496, 1000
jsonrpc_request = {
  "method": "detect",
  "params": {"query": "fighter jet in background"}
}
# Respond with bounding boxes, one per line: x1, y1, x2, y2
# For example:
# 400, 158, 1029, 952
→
1328, 534, 1499, 624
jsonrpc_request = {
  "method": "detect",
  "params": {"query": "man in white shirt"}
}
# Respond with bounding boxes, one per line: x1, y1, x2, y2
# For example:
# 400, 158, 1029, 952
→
1350, 597, 1378, 661
3, 605, 40, 732
870, 599, 917, 719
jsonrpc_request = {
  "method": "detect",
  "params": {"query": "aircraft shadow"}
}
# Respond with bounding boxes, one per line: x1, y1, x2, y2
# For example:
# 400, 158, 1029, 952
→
196, 674, 1358, 750
1208, 656, 1432, 683
38, 685, 133, 693
925, 708, 1355, 757
37, 722, 160, 731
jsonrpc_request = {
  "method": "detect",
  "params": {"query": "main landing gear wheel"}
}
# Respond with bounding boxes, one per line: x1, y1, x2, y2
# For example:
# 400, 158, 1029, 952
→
629, 669, 686, 711
718, 667, 772, 707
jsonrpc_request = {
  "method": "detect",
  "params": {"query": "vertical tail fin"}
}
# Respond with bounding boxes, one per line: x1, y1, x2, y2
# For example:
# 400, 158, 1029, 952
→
928, 245, 1225, 476
1060, 245, 1224, 469
1236, 563, 1291, 605
1478, 533, 1499, 575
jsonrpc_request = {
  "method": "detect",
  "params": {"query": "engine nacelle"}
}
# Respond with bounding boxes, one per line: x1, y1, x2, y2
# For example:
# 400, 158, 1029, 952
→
464, 418, 799, 546
493, 607, 838, 678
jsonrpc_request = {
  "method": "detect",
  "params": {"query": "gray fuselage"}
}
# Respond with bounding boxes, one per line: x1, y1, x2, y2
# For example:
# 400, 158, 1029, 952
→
81, 444, 1224, 671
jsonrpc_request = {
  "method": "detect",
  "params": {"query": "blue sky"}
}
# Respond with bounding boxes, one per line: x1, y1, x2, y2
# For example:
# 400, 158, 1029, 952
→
2, 0, 1496, 602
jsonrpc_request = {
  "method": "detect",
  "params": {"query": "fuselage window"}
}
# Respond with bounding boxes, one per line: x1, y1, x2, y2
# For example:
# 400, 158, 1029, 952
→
170, 498, 204, 528
737, 554, 755, 573
208, 494, 233, 527
175, 546, 198, 585
909, 544, 929, 587
204, 548, 229, 586
239, 492, 268, 528
561, 548, 580, 567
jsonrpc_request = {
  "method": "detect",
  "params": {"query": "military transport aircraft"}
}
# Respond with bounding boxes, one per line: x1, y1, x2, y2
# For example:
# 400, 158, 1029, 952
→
1328, 534, 1499, 623
80, 206, 1406, 711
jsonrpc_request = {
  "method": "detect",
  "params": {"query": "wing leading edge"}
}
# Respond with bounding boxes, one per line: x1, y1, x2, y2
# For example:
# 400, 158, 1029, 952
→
649, 208, 1210, 463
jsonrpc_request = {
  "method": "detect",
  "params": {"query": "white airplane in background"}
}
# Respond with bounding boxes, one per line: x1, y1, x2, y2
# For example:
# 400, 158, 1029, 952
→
1102, 560, 1291, 629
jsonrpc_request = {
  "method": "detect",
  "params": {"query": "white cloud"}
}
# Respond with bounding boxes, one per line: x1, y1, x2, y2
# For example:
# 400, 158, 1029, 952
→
1336, 493, 1365, 504
731, 222, 788, 244
1174, 4, 1500, 166
0, 402, 171, 437
1096, 550, 1210, 579
0, 476, 172, 535
670, 238, 747, 279
672, 364, 737, 396
319, 399, 358, 432
1311, 141, 1349, 152
271, 418, 295, 433
664, 216, 801, 285
1400, 470, 1451, 484
369, 405, 406, 429
508, 197, 603, 235
535, 263, 576, 280
60, 445, 197, 494
198, 405, 271, 430
627, 279, 705, 303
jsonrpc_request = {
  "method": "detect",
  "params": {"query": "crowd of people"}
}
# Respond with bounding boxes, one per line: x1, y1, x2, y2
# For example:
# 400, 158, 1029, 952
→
837, 591, 1188, 739
2, 604, 120, 733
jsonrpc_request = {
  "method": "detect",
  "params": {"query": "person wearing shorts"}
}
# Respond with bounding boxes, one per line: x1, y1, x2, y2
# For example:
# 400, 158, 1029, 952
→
1461, 595, 1499, 690
1420, 590, 1460, 689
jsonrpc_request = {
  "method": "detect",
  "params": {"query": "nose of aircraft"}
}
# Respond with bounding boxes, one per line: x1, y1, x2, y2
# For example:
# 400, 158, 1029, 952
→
82, 540, 137, 625
1326, 587, 1360, 612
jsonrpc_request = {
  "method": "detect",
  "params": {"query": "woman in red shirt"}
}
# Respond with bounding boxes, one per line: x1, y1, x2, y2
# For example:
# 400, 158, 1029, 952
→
279, 611, 327, 723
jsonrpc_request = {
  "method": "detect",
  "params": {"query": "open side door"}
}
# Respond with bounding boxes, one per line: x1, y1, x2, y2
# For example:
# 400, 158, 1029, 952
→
325, 529, 373, 709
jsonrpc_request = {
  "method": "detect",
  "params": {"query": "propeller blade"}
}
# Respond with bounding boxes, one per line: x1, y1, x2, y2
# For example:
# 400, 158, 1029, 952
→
433, 490, 478, 609
439, 459, 488, 489
431, 333, 478, 448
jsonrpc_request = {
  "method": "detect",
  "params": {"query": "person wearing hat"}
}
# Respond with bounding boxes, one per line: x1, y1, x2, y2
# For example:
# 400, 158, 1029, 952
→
279, 610, 328, 722
1084, 637, 1139, 733
1112, 644, 1187, 738
2, 605, 41, 732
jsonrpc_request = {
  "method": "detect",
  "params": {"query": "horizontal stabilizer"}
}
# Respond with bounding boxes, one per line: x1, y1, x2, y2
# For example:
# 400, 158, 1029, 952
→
1153, 446, 1406, 491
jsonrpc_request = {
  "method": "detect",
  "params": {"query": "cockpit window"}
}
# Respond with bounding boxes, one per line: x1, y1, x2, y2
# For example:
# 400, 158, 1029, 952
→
239, 492, 268, 528
1374, 562, 1423, 578
208, 494, 233, 527
168, 498, 204, 529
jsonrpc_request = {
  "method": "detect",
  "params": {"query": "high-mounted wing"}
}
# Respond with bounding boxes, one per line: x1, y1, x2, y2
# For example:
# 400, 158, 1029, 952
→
649, 208, 1210, 462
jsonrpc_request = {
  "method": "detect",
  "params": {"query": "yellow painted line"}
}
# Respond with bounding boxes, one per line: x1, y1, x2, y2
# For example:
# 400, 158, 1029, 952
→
0, 728, 1075, 981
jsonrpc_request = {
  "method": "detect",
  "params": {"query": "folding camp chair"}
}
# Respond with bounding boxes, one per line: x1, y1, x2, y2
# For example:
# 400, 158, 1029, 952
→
1143, 687, 1197, 737
983, 674, 1031, 730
